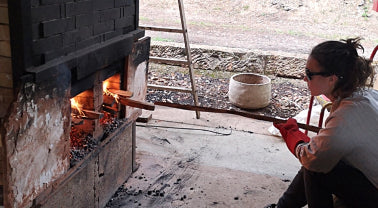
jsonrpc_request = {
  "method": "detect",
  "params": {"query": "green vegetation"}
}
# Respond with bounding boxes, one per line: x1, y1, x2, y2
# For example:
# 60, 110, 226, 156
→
196, 69, 235, 79
152, 37, 175, 42
362, 6, 369, 19
139, 16, 149, 21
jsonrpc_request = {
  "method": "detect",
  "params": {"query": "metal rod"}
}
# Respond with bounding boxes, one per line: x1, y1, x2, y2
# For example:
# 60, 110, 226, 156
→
305, 96, 314, 135
154, 102, 321, 133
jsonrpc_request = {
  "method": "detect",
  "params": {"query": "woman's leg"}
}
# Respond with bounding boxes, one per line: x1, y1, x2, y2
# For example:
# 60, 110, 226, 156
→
302, 168, 334, 208
319, 162, 378, 208
277, 162, 378, 208
276, 167, 307, 208
303, 161, 378, 208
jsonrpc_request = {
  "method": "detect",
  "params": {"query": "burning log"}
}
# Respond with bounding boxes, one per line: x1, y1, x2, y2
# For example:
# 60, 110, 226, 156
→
103, 95, 117, 107
71, 108, 103, 119
118, 97, 155, 111
71, 117, 84, 125
81, 109, 103, 119
107, 89, 133, 98
71, 98, 85, 117
103, 87, 155, 111
102, 105, 119, 115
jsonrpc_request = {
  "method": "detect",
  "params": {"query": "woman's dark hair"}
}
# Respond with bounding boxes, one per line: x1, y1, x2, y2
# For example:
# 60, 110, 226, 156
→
310, 37, 373, 99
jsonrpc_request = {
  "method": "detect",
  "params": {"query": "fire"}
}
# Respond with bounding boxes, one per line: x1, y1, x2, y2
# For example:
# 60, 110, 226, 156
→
102, 80, 119, 102
103, 80, 109, 92
70, 98, 86, 117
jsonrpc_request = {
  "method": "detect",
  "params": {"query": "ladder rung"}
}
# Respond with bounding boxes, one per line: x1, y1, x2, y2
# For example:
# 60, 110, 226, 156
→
139, 25, 183, 33
149, 56, 189, 66
148, 84, 193, 93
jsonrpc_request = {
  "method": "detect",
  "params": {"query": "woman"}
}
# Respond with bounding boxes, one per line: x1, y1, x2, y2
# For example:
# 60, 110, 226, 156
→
267, 38, 378, 208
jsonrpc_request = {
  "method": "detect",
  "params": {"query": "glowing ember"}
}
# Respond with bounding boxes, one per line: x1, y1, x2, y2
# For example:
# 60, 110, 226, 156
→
70, 98, 86, 117
103, 80, 119, 102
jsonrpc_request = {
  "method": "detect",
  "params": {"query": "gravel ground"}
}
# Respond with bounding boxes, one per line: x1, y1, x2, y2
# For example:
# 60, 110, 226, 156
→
146, 62, 311, 119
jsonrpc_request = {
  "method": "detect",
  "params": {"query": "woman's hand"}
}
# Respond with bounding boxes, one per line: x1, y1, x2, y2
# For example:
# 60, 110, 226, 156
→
274, 118, 310, 156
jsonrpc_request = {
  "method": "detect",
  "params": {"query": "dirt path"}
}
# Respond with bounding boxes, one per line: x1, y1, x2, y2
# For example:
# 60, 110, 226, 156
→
140, 0, 378, 56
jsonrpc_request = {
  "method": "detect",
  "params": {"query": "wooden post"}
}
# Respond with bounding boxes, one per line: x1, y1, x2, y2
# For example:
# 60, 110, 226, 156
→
93, 72, 104, 139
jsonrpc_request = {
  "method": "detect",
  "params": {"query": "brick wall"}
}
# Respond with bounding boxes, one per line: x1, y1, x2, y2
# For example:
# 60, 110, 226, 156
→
30, 0, 137, 65
0, 0, 13, 118
6, 0, 143, 91
0, 0, 12, 204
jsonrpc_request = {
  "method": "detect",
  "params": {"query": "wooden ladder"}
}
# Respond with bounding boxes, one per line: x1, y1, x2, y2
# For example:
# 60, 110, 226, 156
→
139, 0, 200, 119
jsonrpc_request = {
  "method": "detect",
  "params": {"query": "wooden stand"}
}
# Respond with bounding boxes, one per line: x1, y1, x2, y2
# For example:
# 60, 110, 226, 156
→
140, 0, 201, 119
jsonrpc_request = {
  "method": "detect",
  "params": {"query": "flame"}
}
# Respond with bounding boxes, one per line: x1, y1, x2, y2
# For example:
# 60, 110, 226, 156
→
103, 81, 108, 92
70, 98, 86, 117
102, 80, 119, 103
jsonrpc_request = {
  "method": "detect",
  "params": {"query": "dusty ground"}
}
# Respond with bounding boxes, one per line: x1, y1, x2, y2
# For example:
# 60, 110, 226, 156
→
139, 0, 378, 55
106, 106, 306, 208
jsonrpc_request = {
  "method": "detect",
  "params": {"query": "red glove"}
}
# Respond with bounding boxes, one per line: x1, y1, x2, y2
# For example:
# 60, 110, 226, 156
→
273, 118, 310, 156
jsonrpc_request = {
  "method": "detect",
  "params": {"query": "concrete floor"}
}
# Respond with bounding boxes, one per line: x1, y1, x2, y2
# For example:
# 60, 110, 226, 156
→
107, 106, 304, 208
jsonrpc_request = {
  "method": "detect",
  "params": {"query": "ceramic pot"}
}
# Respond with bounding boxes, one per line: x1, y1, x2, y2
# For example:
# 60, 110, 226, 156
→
228, 73, 271, 109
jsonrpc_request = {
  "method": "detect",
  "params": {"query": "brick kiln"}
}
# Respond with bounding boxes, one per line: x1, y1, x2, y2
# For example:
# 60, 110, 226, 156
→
0, 0, 151, 207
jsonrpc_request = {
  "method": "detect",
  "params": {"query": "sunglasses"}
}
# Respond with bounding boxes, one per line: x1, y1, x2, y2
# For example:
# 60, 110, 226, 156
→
305, 68, 331, 80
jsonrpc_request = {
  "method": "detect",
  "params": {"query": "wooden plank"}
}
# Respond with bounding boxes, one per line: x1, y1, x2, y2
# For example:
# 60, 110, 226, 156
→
139, 25, 183, 33
0, 25, 9, 41
123, 37, 150, 118
97, 123, 133, 208
0, 72, 12, 88
107, 88, 133, 97
118, 97, 155, 111
0, 41, 11, 57
0, 57, 12, 74
92, 73, 104, 139
0, 7, 8, 24
149, 56, 189, 66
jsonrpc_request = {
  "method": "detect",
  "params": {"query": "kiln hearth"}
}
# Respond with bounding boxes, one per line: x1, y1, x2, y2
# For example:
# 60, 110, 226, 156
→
0, 1, 151, 207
